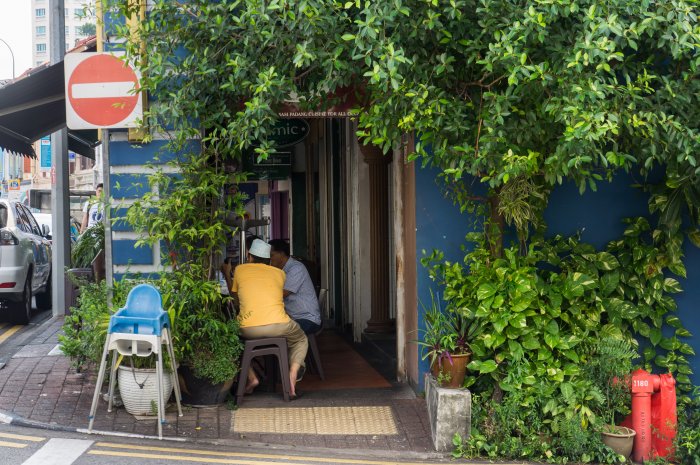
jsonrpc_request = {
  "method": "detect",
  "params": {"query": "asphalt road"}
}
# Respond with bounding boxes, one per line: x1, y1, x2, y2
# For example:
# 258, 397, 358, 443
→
0, 423, 459, 465
0, 298, 53, 369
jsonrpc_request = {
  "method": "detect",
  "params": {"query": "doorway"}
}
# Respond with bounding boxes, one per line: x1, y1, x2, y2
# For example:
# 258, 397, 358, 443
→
240, 118, 405, 387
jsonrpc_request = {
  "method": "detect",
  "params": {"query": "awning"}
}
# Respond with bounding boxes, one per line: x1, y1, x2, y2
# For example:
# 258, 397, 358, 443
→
0, 41, 100, 159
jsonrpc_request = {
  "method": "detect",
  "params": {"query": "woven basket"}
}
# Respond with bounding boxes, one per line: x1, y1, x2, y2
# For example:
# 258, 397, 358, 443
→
117, 365, 173, 416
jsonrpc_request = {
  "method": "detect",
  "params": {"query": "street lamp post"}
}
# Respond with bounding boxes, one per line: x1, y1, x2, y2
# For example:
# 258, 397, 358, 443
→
0, 38, 15, 79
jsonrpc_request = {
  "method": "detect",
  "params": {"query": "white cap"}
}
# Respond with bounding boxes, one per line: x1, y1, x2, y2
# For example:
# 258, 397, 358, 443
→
249, 239, 271, 259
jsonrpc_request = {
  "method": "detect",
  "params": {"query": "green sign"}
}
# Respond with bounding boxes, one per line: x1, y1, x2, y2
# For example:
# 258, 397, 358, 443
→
270, 119, 309, 147
243, 151, 292, 180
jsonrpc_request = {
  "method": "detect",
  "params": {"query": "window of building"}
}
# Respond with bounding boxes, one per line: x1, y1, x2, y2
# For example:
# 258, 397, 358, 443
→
36, 26, 46, 36
65, 8, 68, 16
36, 43, 47, 53
79, 155, 94, 171
65, 26, 70, 36
74, 8, 84, 18
35, 8, 46, 17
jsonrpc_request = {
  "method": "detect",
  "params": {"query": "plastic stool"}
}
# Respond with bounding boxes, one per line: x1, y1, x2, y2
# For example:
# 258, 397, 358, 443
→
236, 337, 291, 404
87, 284, 183, 439
306, 329, 325, 380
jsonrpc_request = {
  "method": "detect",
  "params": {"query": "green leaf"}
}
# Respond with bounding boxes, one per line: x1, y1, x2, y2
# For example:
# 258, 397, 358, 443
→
522, 335, 540, 350
600, 271, 620, 296
476, 283, 497, 300
544, 332, 559, 349
663, 278, 682, 293
595, 252, 620, 270
476, 360, 498, 374
508, 340, 525, 361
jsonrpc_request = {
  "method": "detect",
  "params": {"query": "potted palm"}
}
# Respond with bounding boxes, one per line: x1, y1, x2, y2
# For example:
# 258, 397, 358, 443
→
416, 292, 479, 388
585, 336, 638, 458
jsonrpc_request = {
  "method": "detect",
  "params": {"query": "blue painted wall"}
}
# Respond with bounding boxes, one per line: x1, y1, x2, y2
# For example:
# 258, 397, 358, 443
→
414, 167, 477, 385
414, 171, 700, 389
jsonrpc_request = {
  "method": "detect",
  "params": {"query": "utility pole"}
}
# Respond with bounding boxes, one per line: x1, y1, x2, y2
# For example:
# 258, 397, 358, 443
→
49, 0, 69, 316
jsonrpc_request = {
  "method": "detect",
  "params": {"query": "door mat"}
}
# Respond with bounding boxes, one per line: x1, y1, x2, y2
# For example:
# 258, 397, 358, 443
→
232, 406, 398, 435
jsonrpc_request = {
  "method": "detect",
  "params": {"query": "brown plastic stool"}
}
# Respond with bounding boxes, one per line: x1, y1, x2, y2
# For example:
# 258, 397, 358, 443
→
236, 337, 291, 405
306, 328, 325, 380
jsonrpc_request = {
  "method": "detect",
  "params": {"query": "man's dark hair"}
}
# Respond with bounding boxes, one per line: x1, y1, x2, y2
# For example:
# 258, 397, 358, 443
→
96, 183, 104, 189
248, 253, 270, 265
268, 239, 290, 257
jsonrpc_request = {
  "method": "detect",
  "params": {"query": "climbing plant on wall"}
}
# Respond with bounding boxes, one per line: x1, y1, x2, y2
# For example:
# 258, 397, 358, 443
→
104, 0, 699, 462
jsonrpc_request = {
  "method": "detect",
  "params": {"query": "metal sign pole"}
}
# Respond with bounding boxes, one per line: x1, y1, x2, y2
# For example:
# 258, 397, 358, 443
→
49, 0, 68, 316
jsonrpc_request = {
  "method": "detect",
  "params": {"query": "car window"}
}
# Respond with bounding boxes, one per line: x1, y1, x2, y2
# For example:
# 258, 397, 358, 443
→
0, 205, 6, 228
21, 205, 43, 236
13, 205, 31, 233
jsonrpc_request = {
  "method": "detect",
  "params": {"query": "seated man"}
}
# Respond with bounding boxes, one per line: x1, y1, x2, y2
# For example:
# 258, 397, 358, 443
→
232, 239, 308, 398
269, 239, 322, 334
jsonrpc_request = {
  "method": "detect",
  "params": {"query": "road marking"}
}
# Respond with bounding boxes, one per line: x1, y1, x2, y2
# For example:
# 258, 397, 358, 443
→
21, 438, 92, 465
93, 443, 437, 465
0, 326, 23, 344
0, 432, 45, 442
0, 440, 28, 448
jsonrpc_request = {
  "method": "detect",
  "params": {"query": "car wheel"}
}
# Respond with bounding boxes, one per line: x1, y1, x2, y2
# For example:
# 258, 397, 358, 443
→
10, 274, 32, 325
35, 273, 52, 311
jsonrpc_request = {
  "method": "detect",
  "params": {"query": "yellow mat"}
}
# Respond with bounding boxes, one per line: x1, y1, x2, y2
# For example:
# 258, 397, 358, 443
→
232, 406, 398, 435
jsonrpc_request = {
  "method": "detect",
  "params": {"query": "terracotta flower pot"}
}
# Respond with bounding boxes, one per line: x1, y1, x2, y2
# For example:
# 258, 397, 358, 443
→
431, 353, 471, 388
601, 425, 636, 458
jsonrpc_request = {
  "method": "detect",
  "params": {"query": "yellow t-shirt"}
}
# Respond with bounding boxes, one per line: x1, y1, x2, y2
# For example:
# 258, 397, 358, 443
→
232, 263, 289, 328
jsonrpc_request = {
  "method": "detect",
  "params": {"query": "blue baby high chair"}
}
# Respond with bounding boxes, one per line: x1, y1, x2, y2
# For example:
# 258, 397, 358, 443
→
87, 284, 182, 439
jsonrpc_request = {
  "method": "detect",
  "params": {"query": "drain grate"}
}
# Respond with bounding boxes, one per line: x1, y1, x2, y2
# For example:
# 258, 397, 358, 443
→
233, 406, 398, 435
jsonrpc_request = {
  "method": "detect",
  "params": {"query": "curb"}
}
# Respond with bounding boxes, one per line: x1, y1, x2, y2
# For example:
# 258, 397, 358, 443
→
0, 407, 451, 462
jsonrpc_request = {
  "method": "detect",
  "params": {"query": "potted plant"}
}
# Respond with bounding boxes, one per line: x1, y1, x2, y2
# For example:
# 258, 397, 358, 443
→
416, 291, 479, 388
120, 143, 249, 406
156, 268, 244, 405
585, 336, 638, 458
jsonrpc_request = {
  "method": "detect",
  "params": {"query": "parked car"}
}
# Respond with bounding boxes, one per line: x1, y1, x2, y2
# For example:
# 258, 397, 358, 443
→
33, 213, 81, 243
0, 200, 52, 323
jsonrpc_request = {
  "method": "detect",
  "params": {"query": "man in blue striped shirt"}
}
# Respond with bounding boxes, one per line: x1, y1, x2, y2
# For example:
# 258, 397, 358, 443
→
269, 239, 322, 334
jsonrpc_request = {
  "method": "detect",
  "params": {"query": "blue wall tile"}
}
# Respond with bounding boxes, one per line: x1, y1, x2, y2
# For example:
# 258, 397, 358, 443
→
110, 174, 150, 199
110, 140, 200, 166
113, 240, 153, 265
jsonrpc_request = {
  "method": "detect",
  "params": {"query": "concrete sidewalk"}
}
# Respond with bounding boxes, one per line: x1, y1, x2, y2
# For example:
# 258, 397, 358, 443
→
0, 317, 442, 460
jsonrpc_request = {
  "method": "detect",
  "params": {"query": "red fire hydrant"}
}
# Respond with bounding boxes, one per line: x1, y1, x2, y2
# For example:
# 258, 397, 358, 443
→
630, 369, 677, 462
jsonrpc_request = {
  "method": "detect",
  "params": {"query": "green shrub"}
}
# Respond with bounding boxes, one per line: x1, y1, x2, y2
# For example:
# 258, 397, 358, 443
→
59, 277, 133, 370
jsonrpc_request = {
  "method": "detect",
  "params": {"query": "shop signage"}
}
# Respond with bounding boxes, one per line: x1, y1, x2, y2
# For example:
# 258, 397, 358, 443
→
243, 151, 291, 180
40, 137, 51, 169
65, 52, 142, 129
270, 119, 309, 147
9, 179, 20, 191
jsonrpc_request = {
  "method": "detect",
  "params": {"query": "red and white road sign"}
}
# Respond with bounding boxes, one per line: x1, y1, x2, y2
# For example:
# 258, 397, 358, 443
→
65, 52, 142, 129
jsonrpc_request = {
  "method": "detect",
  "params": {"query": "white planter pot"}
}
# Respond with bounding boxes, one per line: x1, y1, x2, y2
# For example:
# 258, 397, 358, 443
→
117, 365, 173, 416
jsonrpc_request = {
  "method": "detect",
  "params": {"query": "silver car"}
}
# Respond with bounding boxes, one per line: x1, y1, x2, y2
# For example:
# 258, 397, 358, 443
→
0, 200, 52, 323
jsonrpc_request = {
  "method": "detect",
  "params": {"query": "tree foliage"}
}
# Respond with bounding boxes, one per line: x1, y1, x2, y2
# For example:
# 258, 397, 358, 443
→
109, 0, 700, 236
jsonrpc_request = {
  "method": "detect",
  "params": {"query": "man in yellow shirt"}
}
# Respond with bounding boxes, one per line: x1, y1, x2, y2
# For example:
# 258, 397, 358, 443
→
232, 239, 308, 398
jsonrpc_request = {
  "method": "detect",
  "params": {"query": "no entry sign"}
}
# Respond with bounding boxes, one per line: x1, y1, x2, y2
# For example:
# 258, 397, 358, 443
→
65, 52, 142, 129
